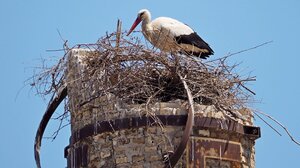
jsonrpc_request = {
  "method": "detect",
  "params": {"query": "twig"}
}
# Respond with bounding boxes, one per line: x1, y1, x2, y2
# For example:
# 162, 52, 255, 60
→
239, 82, 256, 95
225, 40, 273, 57
254, 110, 300, 146
116, 19, 122, 49
253, 111, 282, 136
206, 40, 273, 63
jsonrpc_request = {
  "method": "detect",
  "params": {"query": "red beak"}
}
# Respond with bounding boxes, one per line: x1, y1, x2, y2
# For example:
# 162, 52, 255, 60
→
127, 17, 142, 36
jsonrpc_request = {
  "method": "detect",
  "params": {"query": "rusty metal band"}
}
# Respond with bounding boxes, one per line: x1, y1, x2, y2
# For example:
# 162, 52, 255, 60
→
70, 115, 260, 145
34, 86, 68, 168
165, 75, 194, 168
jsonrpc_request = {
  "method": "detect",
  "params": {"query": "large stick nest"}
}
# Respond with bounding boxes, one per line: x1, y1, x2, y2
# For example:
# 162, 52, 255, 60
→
30, 31, 256, 121
73, 32, 256, 119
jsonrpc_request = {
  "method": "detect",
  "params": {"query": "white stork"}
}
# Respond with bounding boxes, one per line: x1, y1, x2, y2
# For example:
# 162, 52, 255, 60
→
127, 9, 214, 59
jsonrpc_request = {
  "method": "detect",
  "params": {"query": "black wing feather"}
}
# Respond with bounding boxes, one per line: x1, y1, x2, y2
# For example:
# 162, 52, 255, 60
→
175, 32, 214, 59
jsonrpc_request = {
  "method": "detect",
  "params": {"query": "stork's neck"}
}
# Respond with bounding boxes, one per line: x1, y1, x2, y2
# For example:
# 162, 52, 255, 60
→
141, 14, 151, 32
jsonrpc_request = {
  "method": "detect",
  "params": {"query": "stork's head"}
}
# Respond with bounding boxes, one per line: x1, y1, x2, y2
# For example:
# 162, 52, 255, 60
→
127, 9, 151, 36
137, 9, 150, 21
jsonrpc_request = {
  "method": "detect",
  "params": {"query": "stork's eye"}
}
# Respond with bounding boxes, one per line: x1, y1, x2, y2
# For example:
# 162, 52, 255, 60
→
140, 12, 145, 17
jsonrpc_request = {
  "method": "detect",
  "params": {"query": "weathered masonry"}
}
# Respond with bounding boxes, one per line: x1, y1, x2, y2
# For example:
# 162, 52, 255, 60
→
64, 49, 260, 168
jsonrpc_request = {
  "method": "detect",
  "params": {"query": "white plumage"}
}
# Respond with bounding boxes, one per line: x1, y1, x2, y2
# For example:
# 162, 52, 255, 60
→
127, 9, 214, 59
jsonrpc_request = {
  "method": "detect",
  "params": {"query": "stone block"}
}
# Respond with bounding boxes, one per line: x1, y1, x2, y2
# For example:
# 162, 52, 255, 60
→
132, 155, 144, 162
132, 137, 145, 144
198, 129, 210, 137
148, 155, 161, 161
132, 164, 144, 168
100, 150, 111, 159
116, 156, 128, 164
145, 146, 157, 153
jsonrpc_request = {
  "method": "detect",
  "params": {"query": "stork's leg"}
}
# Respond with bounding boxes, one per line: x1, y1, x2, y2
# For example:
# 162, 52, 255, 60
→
170, 51, 180, 72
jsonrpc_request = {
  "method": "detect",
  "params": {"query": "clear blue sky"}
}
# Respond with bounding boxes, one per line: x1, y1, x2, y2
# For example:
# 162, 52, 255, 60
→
1, 0, 300, 167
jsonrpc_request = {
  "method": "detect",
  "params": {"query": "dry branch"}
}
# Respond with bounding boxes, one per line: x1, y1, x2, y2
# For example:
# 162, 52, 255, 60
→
254, 111, 300, 146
